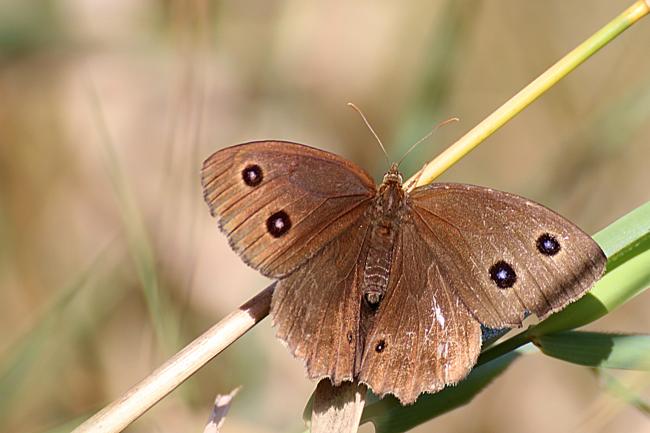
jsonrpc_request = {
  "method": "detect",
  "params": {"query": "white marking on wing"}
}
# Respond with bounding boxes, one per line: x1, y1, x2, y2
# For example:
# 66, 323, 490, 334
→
434, 305, 445, 328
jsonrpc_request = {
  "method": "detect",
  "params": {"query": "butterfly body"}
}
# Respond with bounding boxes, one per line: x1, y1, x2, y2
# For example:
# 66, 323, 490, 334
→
361, 164, 406, 309
202, 141, 606, 404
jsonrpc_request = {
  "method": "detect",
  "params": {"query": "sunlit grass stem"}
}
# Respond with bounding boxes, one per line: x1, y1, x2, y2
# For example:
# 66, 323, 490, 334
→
72, 285, 273, 433
405, 0, 650, 189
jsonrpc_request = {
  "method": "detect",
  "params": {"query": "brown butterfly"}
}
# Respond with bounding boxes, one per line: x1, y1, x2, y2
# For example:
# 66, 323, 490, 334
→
201, 140, 606, 404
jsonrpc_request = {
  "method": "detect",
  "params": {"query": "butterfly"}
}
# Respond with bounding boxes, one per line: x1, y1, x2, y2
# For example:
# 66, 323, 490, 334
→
201, 140, 606, 404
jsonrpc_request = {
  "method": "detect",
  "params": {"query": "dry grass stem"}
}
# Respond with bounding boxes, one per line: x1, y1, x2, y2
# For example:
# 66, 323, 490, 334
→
310, 379, 368, 433
203, 387, 241, 433
72, 285, 274, 433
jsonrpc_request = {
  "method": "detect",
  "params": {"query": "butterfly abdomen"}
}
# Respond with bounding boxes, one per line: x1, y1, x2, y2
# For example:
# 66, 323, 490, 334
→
362, 225, 395, 308
361, 181, 406, 309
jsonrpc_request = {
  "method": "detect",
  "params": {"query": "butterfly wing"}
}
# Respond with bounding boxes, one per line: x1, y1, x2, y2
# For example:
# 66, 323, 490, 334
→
358, 222, 482, 404
271, 213, 372, 384
409, 183, 606, 328
201, 141, 376, 278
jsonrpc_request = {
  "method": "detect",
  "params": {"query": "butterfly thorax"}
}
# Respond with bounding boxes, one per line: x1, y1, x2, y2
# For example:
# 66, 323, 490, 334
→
361, 165, 407, 310
377, 163, 404, 216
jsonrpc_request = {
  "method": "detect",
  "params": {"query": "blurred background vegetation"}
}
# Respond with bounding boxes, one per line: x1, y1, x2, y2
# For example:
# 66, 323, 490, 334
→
0, 1, 649, 432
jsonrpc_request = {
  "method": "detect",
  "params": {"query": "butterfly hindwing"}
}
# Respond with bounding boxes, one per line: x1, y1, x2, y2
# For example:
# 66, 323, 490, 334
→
271, 214, 372, 384
358, 221, 482, 404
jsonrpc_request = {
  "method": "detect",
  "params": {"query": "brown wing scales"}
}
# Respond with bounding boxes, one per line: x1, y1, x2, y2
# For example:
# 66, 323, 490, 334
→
359, 222, 482, 404
204, 142, 605, 405
271, 215, 372, 384
410, 183, 606, 328
201, 141, 375, 278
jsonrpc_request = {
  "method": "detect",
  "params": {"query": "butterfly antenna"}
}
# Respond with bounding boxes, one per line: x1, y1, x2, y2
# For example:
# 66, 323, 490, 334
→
347, 102, 390, 167
397, 116, 460, 167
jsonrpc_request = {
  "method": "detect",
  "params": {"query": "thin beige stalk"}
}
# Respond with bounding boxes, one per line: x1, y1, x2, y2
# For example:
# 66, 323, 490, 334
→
405, 0, 650, 189
72, 285, 274, 433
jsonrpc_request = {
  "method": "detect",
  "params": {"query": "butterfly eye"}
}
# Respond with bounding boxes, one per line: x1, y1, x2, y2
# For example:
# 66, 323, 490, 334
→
375, 339, 386, 353
489, 260, 517, 289
347, 332, 353, 343
242, 164, 263, 186
536, 233, 561, 256
267, 211, 292, 237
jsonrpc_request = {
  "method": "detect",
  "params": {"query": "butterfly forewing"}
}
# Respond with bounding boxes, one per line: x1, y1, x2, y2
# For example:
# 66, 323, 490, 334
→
409, 183, 606, 328
201, 141, 376, 278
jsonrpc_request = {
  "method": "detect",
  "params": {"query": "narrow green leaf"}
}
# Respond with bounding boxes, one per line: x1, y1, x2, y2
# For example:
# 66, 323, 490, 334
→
594, 200, 650, 273
360, 351, 522, 433
535, 331, 650, 370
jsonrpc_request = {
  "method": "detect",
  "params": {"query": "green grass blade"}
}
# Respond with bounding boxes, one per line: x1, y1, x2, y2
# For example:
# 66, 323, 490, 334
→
594, 200, 650, 273
410, 1, 650, 186
360, 351, 522, 433
534, 331, 650, 370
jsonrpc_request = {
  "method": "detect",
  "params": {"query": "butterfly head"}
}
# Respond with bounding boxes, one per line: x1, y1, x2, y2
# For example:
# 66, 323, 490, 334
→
377, 163, 405, 216
382, 162, 403, 187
